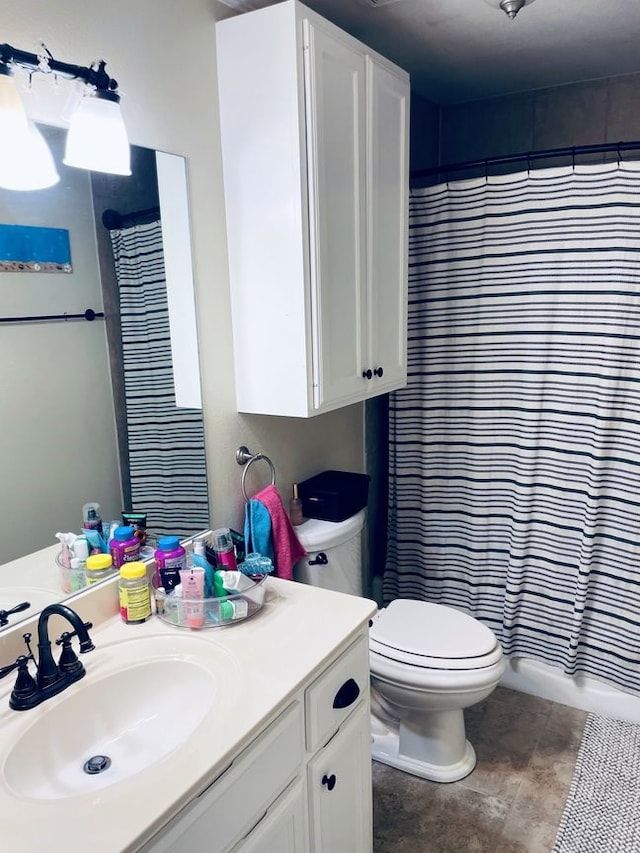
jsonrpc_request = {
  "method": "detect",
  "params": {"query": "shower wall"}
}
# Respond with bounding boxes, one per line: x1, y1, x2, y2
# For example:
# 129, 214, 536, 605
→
438, 71, 640, 170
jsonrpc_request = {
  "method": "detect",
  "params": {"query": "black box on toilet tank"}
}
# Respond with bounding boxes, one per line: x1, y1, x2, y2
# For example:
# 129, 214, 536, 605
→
297, 470, 370, 522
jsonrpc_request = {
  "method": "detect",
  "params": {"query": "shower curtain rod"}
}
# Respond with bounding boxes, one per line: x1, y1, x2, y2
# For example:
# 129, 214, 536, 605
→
101, 205, 161, 230
410, 139, 640, 183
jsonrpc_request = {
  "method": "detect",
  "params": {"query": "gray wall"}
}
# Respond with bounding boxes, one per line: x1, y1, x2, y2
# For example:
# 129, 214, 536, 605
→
438, 72, 640, 172
0, 129, 121, 562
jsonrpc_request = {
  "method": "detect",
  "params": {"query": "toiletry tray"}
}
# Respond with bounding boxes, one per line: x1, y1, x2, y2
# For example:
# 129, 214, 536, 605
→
152, 574, 269, 629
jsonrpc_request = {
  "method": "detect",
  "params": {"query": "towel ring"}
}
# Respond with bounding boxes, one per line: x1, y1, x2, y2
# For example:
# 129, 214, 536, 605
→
236, 445, 277, 502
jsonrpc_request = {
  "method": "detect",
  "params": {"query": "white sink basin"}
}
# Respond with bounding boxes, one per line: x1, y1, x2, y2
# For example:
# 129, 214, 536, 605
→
3, 635, 240, 800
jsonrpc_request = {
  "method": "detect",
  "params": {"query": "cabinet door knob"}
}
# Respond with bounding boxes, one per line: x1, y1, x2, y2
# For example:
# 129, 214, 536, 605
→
362, 369, 373, 380
373, 366, 384, 377
333, 677, 360, 709
322, 773, 337, 791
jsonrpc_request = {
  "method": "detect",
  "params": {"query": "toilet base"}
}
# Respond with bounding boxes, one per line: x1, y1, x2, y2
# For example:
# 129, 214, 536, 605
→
370, 717, 477, 783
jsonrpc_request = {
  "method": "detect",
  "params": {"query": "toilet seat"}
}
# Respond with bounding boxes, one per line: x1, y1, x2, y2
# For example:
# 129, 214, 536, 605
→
370, 600, 502, 671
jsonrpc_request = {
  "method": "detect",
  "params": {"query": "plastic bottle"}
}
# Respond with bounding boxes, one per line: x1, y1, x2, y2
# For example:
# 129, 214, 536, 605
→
85, 553, 114, 585
119, 561, 152, 624
220, 599, 248, 621
68, 557, 86, 592
82, 502, 103, 537
289, 483, 304, 526
192, 536, 206, 557
154, 535, 187, 593
109, 525, 140, 569
212, 528, 237, 570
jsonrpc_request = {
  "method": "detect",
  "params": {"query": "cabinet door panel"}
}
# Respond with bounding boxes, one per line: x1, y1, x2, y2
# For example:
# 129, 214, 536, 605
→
304, 21, 368, 410
307, 702, 373, 853
366, 57, 409, 394
232, 780, 308, 853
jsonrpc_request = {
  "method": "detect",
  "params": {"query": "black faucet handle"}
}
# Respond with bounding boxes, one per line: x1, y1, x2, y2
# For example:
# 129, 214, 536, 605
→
11, 656, 37, 702
56, 633, 85, 675
0, 600, 31, 627
0, 657, 22, 680
55, 621, 95, 653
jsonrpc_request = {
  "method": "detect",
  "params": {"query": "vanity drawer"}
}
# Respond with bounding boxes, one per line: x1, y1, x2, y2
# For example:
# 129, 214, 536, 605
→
305, 634, 369, 752
141, 701, 304, 853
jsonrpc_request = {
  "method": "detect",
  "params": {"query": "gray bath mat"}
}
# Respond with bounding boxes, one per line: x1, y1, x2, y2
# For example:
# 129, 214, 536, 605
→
553, 714, 640, 852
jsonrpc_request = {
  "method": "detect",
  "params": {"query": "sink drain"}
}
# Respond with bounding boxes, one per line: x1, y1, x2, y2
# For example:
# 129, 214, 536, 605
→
83, 755, 112, 775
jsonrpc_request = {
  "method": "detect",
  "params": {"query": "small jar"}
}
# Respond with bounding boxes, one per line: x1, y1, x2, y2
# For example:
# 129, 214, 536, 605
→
119, 561, 152, 624
109, 525, 140, 568
85, 553, 114, 586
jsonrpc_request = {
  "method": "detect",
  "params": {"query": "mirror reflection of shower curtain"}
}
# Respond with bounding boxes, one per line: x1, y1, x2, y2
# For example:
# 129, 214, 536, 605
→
109, 219, 209, 539
385, 163, 640, 695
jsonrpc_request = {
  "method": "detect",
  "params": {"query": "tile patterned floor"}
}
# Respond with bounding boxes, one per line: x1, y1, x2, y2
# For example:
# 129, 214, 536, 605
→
372, 687, 588, 853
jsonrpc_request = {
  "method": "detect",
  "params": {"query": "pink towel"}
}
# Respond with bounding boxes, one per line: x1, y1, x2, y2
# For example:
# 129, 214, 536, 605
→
252, 484, 306, 580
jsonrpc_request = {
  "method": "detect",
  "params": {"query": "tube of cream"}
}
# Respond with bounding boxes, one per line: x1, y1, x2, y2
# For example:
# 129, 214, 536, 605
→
179, 567, 204, 628
191, 551, 217, 598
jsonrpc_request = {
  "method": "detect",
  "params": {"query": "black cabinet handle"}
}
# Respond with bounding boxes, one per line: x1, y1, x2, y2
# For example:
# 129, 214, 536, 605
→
322, 773, 337, 791
362, 369, 372, 380
373, 366, 384, 377
333, 677, 360, 709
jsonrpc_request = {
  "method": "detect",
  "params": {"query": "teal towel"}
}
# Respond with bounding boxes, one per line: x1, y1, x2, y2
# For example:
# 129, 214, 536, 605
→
244, 499, 275, 563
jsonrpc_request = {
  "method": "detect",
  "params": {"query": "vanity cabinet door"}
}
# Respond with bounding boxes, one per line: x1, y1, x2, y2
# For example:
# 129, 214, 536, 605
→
231, 779, 308, 853
307, 702, 373, 853
139, 702, 303, 853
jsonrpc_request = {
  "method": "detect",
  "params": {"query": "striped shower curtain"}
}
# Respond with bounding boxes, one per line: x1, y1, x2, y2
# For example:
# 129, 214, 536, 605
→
110, 219, 209, 539
384, 163, 640, 694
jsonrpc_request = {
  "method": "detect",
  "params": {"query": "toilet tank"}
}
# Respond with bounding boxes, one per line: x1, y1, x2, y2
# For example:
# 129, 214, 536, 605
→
293, 509, 365, 597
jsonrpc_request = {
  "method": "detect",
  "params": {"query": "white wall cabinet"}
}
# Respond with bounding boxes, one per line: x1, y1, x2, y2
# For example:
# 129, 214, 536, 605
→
139, 634, 371, 852
217, 0, 409, 417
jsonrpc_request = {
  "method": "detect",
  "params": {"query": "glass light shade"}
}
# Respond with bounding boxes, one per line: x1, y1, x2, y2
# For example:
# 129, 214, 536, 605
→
0, 75, 60, 191
64, 94, 131, 176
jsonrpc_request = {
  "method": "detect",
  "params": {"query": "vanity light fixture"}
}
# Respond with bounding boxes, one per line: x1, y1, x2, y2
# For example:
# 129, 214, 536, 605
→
0, 64, 59, 190
0, 42, 131, 191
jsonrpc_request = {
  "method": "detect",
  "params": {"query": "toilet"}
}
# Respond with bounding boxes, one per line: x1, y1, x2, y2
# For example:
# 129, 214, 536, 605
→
294, 509, 505, 783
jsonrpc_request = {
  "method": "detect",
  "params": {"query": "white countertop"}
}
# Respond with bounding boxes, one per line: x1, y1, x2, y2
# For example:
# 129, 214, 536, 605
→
0, 577, 376, 853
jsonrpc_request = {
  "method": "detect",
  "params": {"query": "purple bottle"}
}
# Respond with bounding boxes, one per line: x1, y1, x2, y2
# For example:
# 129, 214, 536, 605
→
109, 525, 140, 569
154, 535, 187, 593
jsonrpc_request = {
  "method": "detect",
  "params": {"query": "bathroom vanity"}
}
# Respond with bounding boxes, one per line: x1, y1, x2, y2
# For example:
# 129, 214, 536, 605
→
0, 577, 376, 852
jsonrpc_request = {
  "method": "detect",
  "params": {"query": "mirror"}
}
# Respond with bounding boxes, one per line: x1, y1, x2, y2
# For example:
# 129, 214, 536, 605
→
0, 125, 209, 627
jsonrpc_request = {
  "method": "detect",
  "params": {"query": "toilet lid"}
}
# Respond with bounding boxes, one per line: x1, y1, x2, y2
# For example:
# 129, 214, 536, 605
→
370, 600, 499, 664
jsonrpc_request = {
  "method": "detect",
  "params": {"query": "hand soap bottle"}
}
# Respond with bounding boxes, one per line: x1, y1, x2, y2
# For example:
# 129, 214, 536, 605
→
289, 483, 304, 526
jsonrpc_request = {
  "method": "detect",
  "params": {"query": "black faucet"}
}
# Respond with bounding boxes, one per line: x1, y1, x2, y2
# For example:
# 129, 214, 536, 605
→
0, 603, 95, 711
